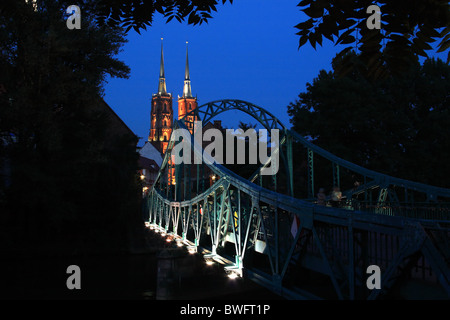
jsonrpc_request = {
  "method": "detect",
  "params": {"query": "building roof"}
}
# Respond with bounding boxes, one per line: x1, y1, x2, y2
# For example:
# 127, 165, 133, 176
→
138, 156, 159, 171
98, 98, 136, 139
182, 42, 193, 98
158, 39, 168, 96
138, 141, 163, 167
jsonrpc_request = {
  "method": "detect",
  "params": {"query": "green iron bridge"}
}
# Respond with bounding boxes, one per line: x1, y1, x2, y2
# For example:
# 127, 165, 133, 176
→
143, 99, 450, 300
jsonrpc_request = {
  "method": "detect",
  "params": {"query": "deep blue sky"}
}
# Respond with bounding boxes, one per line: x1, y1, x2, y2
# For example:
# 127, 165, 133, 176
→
103, 1, 447, 147
103, 1, 345, 146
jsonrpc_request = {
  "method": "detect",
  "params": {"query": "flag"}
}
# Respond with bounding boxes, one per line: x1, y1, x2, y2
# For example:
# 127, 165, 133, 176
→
291, 215, 300, 238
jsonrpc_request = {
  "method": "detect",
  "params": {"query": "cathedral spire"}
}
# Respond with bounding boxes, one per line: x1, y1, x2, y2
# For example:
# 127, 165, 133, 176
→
158, 38, 167, 95
182, 41, 193, 98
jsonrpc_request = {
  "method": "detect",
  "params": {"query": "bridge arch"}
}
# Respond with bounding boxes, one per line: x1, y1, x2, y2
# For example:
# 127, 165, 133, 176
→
181, 99, 288, 133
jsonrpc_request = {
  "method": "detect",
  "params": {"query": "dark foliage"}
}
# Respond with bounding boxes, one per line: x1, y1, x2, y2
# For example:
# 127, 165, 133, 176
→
295, 0, 450, 78
0, 0, 143, 255
0, 0, 233, 34
287, 52, 450, 189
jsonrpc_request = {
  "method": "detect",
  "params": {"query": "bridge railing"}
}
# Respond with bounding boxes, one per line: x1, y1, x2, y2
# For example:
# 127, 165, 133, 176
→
307, 199, 450, 221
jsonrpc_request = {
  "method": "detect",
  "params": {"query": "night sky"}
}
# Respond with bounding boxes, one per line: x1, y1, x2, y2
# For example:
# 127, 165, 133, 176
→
103, 0, 447, 146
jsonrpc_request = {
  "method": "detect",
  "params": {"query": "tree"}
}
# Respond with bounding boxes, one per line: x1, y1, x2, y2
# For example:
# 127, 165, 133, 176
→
295, 0, 450, 78
238, 121, 257, 131
287, 53, 450, 188
0, 0, 234, 34
93, 0, 234, 33
0, 1, 140, 254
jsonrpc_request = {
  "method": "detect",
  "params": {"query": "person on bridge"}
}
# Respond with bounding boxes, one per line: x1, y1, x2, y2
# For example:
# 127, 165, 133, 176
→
330, 186, 343, 207
317, 188, 326, 206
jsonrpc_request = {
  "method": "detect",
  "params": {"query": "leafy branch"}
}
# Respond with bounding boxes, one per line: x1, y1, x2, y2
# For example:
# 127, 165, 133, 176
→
295, 0, 450, 78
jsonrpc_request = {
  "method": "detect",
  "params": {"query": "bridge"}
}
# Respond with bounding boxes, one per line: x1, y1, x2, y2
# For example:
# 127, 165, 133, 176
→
143, 99, 450, 300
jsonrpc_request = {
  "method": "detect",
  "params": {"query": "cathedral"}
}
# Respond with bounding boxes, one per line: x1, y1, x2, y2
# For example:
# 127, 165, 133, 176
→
148, 40, 198, 154
139, 40, 201, 191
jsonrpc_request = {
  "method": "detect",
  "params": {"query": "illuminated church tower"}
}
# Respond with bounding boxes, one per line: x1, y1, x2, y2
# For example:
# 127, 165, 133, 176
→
178, 42, 198, 133
149, 39, 173, 154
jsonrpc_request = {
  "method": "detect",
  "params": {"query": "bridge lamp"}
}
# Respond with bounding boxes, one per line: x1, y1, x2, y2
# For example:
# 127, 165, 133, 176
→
140, 174, 145, 180
205, 258, 214, 266
187, 246, 197, 254
227, 271, 239, 280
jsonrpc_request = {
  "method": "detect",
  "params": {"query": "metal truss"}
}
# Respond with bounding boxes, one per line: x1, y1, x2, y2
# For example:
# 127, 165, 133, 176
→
146, 99, 450, 300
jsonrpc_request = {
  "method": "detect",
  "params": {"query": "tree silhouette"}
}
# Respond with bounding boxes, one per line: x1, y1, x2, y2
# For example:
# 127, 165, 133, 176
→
0, 0, 234, 34
295, 0, 450, 78
0, 0, 141, 254
238, 121, 257, 131
288, 52, 450, 188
